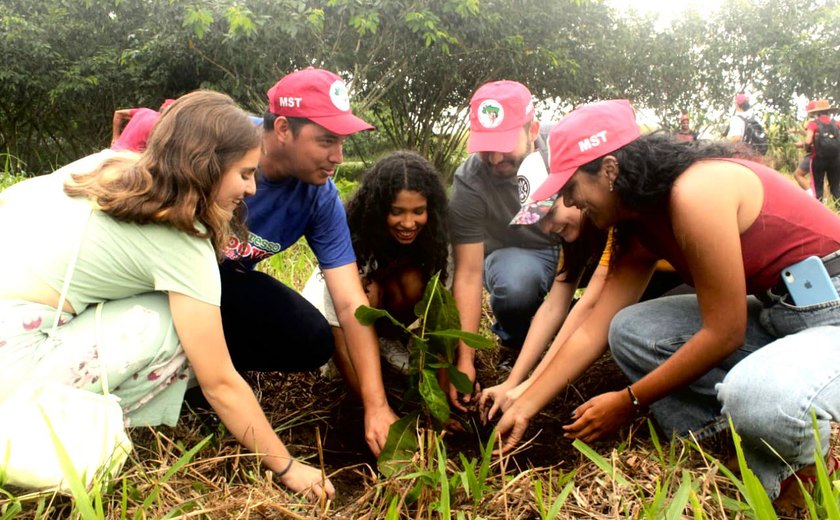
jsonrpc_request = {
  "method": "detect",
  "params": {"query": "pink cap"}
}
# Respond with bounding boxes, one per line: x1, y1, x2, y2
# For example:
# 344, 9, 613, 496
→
112, 108, 160, 152
530, 100, 640, 202
467, 80, 535, 153
735, 93, 750, 106
159, 98, 176, 111
267, 67, 374, 135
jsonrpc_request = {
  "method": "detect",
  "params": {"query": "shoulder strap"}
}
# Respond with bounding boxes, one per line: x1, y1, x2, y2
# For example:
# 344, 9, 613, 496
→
50, 207, 93, 335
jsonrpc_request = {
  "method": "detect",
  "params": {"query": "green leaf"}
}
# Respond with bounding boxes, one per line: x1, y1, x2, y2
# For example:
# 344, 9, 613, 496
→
377, 412, 420, 478
419, 369, 450, 423
664, 472, 693, 520
355, 304, 407, 331
428, 329, 494, 350
182, 6, 213, 40
447, 365, 473, 395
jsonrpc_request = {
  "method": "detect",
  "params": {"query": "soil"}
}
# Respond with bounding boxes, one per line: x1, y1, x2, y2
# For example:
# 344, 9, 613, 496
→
253, 349, 639, 508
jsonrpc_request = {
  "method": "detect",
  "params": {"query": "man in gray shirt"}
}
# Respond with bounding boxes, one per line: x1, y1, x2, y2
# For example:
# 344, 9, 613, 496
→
447, 80, 558, 407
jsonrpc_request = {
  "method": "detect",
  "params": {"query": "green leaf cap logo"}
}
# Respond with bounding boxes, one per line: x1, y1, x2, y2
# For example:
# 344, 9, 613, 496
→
329, 80, 351, 112
477, 100, 504, 129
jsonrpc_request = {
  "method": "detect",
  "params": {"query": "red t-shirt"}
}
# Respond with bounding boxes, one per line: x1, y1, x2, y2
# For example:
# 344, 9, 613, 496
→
111, 108, 160, 152
805, 115, 840, 158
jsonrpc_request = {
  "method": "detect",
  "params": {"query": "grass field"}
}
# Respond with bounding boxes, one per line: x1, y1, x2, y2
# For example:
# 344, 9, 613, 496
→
1, 169, 839, 519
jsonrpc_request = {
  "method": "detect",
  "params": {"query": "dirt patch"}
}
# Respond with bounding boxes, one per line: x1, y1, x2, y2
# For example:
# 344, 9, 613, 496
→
242, 348, 639, 506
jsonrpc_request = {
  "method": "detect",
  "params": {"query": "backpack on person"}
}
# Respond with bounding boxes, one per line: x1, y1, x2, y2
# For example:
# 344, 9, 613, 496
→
737, 115, 769, 155
813, 120, 840, 160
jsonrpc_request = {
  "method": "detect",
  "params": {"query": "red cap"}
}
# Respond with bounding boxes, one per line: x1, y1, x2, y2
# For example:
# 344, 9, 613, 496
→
530, 100, 640, 202
805, 100, 817, 112
159, 98, 176, 111
467, 80, 535, 153
266, 67, 374, 135
112, 108, 160, 152
735, 93, 750, 106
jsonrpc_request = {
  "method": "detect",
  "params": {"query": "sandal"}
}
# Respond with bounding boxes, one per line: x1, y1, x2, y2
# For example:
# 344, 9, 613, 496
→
777, 453, 839, 498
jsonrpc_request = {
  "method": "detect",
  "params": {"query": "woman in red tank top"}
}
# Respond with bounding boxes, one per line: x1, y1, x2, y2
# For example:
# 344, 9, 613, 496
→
488, 100, 840, 510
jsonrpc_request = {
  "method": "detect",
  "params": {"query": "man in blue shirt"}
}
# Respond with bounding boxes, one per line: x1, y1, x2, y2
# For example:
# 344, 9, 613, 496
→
221, 68, 398, 456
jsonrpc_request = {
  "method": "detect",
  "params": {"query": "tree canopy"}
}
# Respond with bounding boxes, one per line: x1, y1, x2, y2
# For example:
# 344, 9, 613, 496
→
2, 0, 838, 176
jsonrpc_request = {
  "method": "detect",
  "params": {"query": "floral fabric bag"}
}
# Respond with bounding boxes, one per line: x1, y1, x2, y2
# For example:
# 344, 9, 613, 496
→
0, 210, 132, 492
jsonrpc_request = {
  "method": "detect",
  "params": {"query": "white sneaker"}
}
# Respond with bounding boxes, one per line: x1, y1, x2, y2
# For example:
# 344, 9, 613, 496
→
380, 337, 410, 374
319, 358, 341, 380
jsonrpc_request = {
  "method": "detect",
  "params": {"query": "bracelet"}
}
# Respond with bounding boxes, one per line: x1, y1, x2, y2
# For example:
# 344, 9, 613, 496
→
626, 385, 642, 411
275, 458, 294, 479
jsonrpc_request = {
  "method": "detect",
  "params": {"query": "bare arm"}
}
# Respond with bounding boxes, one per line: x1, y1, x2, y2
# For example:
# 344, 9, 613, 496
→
111, 109, 133, 145
564, 163, 755, 442
496, 244, 655, 451
447, 242, 485, 408
805, 128, 816, 149
322, 263, 397, 456
529, 264, 609, 380
169, 292, 334, 499
479, 271, 576, 420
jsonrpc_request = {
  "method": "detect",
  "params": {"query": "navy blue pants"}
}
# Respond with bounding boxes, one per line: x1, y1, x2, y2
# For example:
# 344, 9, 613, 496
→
219, 263, 334, 372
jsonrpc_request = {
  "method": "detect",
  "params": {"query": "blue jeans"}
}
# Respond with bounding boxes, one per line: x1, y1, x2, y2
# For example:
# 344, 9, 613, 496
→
609, 279, 840, 499
483, 246, 558, 348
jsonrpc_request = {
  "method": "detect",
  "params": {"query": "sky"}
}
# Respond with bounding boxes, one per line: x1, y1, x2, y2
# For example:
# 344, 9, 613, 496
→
605, 0, 726, 28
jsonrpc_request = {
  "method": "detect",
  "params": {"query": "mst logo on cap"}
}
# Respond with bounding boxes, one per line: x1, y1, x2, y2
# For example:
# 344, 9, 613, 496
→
329, 81, 351, 111
266, 67, 374, 136
529, 99, 640, 202
468, 80, 535, 154
477, 100, 504, 129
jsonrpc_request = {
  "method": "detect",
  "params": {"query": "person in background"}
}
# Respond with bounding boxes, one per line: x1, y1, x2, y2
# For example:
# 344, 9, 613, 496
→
110, 99, 174, 152
791, 100, 817, 196
447, 80, 558, 410
674, 114, 697, 142
0, 90, 334, 499
804, 98, 840, 202
494, 99, 840, 512
726, 93, 752, 144
303, 151, 450, 383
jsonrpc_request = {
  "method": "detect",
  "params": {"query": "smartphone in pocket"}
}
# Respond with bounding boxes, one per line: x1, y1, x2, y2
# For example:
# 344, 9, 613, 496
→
781, 256, 840, 306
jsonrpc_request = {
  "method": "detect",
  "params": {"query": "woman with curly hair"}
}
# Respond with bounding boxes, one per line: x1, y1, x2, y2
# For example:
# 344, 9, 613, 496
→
494, 100, 840, 510
304, 150, 450, 387
0, 90, 333, 499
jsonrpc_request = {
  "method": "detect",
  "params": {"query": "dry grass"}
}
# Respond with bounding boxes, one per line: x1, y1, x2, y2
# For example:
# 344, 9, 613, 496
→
4, 235, 840, 519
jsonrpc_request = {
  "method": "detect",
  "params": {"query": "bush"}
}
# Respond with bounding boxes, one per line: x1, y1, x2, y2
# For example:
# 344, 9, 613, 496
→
335, 161, 368, 183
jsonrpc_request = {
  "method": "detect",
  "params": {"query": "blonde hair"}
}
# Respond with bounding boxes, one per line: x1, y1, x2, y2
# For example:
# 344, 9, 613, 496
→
65, 90, 260, 256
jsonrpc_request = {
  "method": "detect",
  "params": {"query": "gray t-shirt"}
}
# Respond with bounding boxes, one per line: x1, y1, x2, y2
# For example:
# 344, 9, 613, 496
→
448, 128, 555, 255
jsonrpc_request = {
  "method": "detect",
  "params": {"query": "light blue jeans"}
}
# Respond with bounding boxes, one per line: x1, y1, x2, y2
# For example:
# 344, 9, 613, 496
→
483, 246, 558, 348
609, 279, 840, 499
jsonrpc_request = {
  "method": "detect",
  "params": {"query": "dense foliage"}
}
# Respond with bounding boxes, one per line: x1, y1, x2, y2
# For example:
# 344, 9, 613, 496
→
2, 0, 839, 177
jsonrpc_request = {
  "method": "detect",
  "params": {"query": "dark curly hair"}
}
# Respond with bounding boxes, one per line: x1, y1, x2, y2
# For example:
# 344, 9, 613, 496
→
346, 150, 450, 286
576, 132, 755, 261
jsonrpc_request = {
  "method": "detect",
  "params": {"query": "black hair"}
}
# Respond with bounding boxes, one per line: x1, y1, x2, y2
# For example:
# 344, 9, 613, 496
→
737, 100, 751, 111
576, 132, 750, 262
262, 111, 310, 137
346, 150, 450, 287
556, 215, 608, 281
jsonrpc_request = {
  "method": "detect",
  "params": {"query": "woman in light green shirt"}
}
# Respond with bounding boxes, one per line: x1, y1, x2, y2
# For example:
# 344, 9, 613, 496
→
0, 90, 334, 499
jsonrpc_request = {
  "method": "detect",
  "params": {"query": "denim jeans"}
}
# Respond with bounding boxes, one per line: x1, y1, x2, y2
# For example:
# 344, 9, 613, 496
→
609, 277, 840, 499
483, 246, 558, 348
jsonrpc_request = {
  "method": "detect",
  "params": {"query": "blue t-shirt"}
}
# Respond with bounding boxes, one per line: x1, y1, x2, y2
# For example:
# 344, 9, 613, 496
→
223, 174, 355, 270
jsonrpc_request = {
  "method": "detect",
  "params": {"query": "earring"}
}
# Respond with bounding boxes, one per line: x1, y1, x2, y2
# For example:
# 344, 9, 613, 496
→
609, 180, 614, 192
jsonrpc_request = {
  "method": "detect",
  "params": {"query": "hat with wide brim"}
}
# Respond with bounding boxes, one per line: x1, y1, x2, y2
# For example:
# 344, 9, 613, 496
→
807, 99, 837, 114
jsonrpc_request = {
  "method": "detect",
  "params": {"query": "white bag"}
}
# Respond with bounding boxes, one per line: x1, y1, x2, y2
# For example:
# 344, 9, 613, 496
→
0, 210, 132, 492
0, 379, 132, 491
